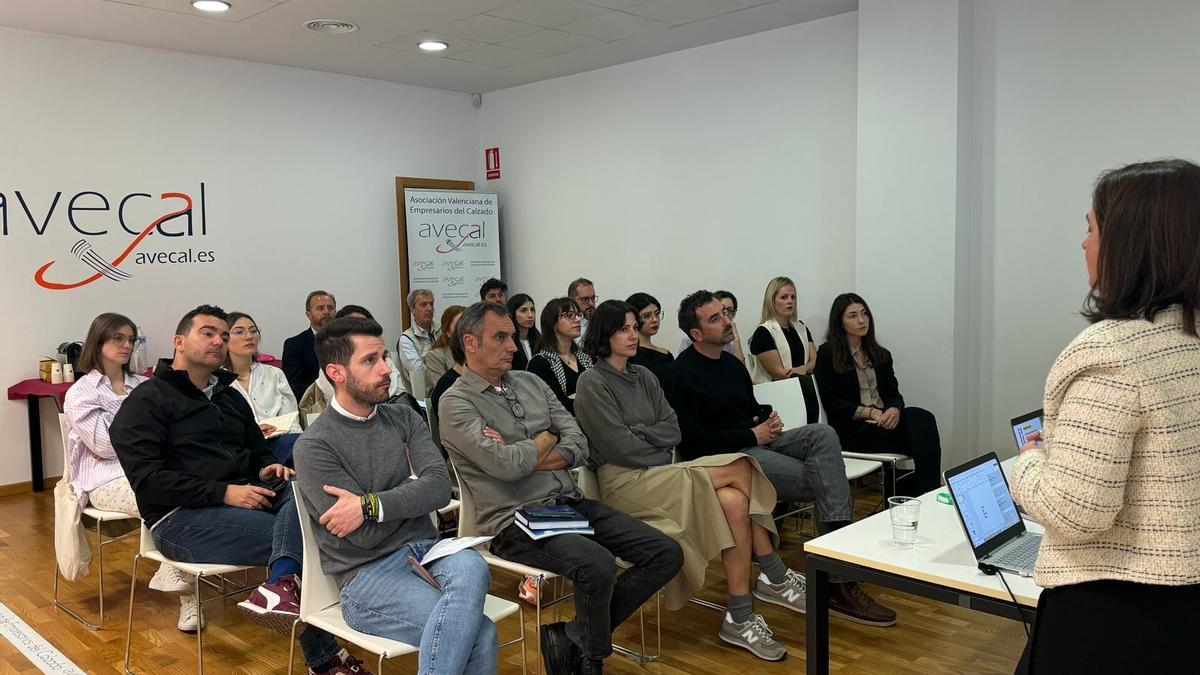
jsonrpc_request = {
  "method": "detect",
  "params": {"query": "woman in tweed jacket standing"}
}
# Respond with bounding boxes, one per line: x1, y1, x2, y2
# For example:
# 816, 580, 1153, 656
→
1011, 158, 1200, 673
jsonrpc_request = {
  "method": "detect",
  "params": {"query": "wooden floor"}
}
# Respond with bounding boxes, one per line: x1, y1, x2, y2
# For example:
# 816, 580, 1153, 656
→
0, 489, 1026, 674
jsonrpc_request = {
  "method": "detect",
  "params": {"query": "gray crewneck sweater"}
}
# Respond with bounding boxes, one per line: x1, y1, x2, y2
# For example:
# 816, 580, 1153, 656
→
293, 402, 451, 586
575, 359, 681, 468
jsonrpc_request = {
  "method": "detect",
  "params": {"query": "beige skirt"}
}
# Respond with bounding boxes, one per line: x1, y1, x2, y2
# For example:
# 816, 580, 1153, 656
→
598, 453, 779, 611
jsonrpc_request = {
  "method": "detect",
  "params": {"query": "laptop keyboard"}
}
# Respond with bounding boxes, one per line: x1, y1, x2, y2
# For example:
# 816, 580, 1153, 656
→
994, 534, 1041, 570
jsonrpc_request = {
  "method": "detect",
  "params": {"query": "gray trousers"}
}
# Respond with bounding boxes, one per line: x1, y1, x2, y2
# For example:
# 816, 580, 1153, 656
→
742, 423, 852, 525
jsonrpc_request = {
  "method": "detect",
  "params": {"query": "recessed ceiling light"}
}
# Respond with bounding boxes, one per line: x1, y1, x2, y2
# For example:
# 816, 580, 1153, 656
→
191, 0, 231, 12
304, 20, 359, 34
418, 40, 449, 52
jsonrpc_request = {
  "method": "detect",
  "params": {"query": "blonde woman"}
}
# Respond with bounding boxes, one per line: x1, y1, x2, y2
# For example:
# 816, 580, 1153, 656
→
747, 276, 819, 423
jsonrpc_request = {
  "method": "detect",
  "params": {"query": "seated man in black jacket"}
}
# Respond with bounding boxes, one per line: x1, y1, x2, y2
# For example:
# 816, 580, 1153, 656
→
110, 305, 369, 675
663, 290, 896, 628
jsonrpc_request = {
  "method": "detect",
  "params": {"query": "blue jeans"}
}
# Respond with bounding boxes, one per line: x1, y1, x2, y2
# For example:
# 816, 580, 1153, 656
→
340, 540, 497, 675
151, 481, 340, 668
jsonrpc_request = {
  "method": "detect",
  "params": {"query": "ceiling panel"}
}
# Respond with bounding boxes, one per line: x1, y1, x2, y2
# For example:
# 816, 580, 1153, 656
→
1, 0, 859, 93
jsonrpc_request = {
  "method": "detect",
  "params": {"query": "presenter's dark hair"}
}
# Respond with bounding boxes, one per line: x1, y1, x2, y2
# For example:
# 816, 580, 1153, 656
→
79, 312, 138, 375
625, 292, 661, 330
316, 317, 383, 370
335, 305, 374, 320
506, 293, 541, 351
1084, 158, 1200, 335
583, 300, 636, 359
535, 298, 583, 354
175, 304, 228, 336
825, 293, 890, 374
677, 290, 717, 342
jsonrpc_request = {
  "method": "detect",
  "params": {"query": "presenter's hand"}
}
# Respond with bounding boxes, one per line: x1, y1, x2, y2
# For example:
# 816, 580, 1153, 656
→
319, 485, 365, 538
1018, 431, 1043, 455
879, 407, 901, 430
259, 463, 294, 482
224, 484, 274, 510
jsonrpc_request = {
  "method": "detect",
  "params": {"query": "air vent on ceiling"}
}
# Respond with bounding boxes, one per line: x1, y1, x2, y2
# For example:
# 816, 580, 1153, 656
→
304, 20, 358, 34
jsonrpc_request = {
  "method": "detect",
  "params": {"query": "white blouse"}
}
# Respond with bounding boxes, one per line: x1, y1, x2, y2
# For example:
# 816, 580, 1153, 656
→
232, 361, 300, 432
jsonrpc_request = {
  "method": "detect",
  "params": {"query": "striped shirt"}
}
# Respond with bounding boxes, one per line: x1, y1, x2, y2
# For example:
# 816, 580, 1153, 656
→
63, 369, 147, 506
1012, 305, 1200, 588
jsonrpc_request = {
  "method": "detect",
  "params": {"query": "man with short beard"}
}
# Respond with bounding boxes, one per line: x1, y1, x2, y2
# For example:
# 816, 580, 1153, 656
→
293, 317, 496, 673
111, 305, 365, 674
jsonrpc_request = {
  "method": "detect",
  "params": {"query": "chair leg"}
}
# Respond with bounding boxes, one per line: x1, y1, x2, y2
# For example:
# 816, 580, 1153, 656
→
123, 554, 141, 674
194, 575, 205, 674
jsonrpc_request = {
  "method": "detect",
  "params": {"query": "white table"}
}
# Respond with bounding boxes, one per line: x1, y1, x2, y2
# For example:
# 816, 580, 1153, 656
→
803, 458, 1041, 674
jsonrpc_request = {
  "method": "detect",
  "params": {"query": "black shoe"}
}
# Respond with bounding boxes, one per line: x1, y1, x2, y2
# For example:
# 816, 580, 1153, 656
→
579, 657, 603, 675
539, 622, 578, 675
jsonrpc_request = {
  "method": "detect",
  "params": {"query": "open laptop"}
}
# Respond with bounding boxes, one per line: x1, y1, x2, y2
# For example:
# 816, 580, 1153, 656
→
943, 452, 1041, 576
1010, 409, 1044, 449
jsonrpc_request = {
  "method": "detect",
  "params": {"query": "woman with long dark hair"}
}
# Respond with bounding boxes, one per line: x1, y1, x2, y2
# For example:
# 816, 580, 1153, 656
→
64, 313, 197, 629
527, 297, 594, 415
1010, 159, 1200, 673
813, 293, 942, 493
506, 293, 539, 371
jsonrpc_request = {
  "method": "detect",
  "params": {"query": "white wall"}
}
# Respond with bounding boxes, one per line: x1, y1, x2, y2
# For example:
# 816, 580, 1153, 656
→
975, 0, 1200, 454
0, 28, 478, 486
476, 13, 859, 346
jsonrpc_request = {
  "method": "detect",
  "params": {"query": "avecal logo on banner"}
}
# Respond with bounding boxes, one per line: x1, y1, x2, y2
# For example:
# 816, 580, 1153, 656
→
0, 183, 214, 291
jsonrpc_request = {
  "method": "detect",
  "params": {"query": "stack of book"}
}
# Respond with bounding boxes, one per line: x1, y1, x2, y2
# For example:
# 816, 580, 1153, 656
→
514, 504, 594, 540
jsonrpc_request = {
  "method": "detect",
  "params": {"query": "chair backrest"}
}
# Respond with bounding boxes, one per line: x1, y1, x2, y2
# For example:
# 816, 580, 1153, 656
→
447, 460, 479, 537
57, 413, 73, 482
576, 465, 600, 501
292, 488, 343, 616
753, 379, 808, 432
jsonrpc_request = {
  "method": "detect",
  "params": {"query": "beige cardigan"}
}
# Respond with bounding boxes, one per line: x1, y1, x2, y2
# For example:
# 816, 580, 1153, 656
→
1012, 305, 1200, 588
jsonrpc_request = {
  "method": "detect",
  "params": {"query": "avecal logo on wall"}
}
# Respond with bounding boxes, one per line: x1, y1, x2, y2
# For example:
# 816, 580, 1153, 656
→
0, 183, 214, 291
404, 189, 499, 305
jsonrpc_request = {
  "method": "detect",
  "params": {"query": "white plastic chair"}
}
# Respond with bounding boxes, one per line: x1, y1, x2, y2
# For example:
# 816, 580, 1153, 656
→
53, 413, 140, 629
289, 489, 524, 674
123, 526, 258, 674
452, 461, 569, 675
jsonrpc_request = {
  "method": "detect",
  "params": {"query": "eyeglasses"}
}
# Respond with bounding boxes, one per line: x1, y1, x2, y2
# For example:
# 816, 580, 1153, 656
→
498, 386, 525, 420
559, 311, 582, 321
639, 310, 664, 321
230, 327, 261, 337
576, 295, 598, 304
721, 307, 738, 318
108, 334, 137, 347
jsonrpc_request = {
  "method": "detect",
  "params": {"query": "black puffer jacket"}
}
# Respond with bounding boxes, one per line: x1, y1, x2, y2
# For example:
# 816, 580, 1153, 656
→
110, 359, 276, 526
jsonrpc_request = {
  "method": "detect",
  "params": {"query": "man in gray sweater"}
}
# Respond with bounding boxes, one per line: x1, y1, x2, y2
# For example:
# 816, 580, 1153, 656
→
440, 302, 683, 675
293, 317, 496, 674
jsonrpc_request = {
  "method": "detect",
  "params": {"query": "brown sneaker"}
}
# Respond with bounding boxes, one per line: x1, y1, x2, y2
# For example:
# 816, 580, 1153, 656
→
828, 582, 896, 627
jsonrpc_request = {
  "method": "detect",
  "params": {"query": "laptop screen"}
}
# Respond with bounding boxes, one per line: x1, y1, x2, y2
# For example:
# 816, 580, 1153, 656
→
945, 457, 1021, 549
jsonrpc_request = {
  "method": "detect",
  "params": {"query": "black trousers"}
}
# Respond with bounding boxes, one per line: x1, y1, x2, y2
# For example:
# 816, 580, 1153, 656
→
1017, 579, 1200, 674
840, 406, 942, 494
490, 497, 684, 659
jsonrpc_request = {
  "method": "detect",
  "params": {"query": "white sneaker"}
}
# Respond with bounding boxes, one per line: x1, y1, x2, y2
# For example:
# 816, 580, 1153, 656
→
149, 564, 194, 593
177, 594, 206, 632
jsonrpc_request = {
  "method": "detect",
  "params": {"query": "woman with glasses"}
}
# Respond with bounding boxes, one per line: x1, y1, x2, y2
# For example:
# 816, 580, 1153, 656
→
527, 297, 594, 415
626, 292, 675, 381
679, 290, 746, 363
63, 313, 197, 630
506, 294, 539, 371
576, 301, 801, 661
225, 311, 301, 462
747, 276, 819, 424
